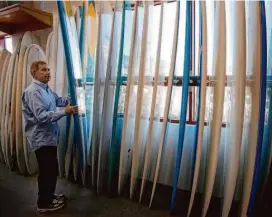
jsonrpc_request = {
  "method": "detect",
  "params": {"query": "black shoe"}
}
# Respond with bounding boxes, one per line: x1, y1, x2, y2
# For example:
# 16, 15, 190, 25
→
37, 199, 65, 213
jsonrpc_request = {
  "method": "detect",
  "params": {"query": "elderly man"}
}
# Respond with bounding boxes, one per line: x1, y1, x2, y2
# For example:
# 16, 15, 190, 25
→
22, 60, 78, 213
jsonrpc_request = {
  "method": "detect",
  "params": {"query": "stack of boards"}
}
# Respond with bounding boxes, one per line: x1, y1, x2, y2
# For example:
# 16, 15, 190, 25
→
1, 1, 272, 217
0, 31, 46, 175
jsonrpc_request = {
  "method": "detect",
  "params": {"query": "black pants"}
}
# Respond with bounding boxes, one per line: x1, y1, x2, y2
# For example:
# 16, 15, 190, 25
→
35, 146, 58, 207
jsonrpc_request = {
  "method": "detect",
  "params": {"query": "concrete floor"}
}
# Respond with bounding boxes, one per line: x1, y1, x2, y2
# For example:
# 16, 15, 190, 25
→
0, 163, 172, 217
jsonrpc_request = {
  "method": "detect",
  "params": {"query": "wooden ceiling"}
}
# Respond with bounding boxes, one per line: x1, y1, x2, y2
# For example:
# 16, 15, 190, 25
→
0, 3, 53, 38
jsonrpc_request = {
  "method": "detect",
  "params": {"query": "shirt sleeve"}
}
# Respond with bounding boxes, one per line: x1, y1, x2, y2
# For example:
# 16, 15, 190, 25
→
52, 91, 70, 107
22, 90, 66, 124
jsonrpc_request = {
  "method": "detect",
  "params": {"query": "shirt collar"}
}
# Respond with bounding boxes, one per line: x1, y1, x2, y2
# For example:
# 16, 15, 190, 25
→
32, 79, 49, 91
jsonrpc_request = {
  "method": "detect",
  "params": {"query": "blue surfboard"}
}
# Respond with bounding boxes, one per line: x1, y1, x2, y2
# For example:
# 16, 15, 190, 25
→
247, 1, 267, 216
170, 1, 192, 212
57, 0, 87, 184
108, 1, 126, 192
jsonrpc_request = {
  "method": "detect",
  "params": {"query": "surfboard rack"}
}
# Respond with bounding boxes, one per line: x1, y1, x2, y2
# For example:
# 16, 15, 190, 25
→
0, 3, 53, 38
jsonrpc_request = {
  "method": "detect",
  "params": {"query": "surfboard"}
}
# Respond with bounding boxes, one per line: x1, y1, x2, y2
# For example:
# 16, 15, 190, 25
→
221, 2, 246, 217
240, 2, 261, 216
89, 1, 100, 188
0, 51, 11, 163
50, 24, 69, 179
107, 1, 126, 192
15, 31, 40, 175
96, 3, 117, 194
138, 2, 164, 203
45, 32, 55, 89
129, 1, 150, 199
1, 56, 12, 167
148, 1, 180, 208
57, 0, 87, 185
65, 114, 73, 179
169, 1, 191, 212
6, 39, 22, 170
187, 1, 207, 216
201, 1, 226, 216
118, 2, 138, 195
258, 2, 272, 200
78, 4, 89, 182
22, 44, 46, 175
0, 50, 9, 163
247, 2, 267, 216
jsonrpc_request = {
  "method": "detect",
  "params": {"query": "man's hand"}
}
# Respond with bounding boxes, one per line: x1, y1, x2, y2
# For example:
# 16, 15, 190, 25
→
65, 102, 78, 115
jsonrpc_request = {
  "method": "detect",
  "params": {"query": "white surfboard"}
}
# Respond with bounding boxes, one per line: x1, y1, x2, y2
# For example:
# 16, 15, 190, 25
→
0, 51, 11, 163
90, 2, 101, 187
55, 26, 69, 179
15, 31, 40, 174
118, 2, 138, 195
187, 1, 207, 216
130, 2, 149, 199
22, 44, 46, 175
240, 2, 261, 216
139, 2, 164, 202
46, 26, 68, 178
202, 1, 226, 216
1, 57, 13, 166
6, 39, 21, 170
221, 1, 246, 217
96, 3, 119, 194
149, 1, 180, 208
46, 32, 55, 88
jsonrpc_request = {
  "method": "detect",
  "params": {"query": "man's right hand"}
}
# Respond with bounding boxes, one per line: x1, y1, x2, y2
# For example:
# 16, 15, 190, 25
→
65, 103, 79, 115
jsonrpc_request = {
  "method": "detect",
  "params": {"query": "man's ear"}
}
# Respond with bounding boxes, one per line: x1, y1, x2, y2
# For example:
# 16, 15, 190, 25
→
31, 71, 36, 78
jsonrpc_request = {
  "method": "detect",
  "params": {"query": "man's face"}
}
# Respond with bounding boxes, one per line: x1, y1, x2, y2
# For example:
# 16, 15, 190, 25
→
33, 64, 51, 84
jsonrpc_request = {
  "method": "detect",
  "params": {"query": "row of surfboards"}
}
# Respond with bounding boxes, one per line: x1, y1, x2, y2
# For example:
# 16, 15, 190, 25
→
0, 1, 271, 217
0, 31, 47, 177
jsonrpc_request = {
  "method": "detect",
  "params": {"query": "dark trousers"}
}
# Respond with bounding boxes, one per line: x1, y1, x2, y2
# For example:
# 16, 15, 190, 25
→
35, 146, 58, 207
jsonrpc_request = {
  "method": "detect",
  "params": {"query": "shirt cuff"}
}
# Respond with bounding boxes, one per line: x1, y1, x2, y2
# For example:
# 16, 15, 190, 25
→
57, 110, 66, 118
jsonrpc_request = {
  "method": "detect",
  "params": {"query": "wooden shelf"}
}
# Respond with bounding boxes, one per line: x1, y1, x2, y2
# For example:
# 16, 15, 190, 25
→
0, 3, 53, 38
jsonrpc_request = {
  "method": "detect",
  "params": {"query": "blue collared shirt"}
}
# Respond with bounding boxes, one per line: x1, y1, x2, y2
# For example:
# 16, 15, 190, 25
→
22, 80, 69, 151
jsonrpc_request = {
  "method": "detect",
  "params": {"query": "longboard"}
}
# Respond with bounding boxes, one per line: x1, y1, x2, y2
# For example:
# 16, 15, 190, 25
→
107, 1, 126, 193
240, 2, 261, 216
221, 2, 246, 217
22, 44, 46, 175
46, 32, 55, 89
47, 24, 69, 178
0, 52, 11, 164
139, 2, 164, 203
170, 1, 191, 212
118, 2, 138, 195
129, 2, 149, 199
7, 39, 22, 170
149, 1, 180, 208
89, 1, 100, 188
96, 3, 117, 194
247, 2, 267, 216
15, 31, 40, 175
0, 50, 9, 163
201, 1, 226, 216
1, 57, 12, 167
187, 1, 207, 216
259, 2, 272, 198
57, 0, 87, 184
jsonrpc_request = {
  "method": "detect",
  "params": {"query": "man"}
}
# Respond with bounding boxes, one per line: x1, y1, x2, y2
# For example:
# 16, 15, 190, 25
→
21, 60, 78, 213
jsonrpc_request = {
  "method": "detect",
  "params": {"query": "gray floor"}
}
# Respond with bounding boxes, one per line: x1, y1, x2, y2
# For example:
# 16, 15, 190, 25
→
0, 163, 172, 217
